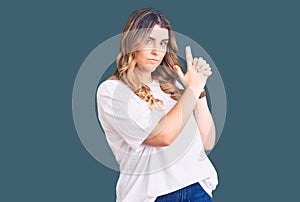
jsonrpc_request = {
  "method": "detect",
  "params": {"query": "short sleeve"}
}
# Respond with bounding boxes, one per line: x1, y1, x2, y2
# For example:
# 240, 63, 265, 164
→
96, 80, 163, 152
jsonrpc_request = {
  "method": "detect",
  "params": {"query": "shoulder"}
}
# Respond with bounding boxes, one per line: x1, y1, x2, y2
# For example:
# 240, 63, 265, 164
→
97, 79, 129, 96
96, 79, 140, 104
97, 79, 122, 89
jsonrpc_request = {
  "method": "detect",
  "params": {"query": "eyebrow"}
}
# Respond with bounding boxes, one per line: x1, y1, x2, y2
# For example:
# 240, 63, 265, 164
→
148, 37, 169, 42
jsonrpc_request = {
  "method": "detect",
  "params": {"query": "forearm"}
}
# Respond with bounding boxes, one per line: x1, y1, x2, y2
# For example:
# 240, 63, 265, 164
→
193, 97, 216, 151
143, 87, 201, 146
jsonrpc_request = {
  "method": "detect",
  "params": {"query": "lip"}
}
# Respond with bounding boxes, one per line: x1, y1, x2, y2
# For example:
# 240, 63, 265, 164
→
148, 58, 159, 62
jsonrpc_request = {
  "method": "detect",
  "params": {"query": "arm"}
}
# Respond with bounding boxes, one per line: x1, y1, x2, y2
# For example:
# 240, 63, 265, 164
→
193, 96, 216, 151
143, 86, 201, 146
143, 46, 206, 147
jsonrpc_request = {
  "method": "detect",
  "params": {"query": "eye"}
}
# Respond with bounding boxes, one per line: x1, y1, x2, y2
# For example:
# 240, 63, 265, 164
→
161, 41, 168, 47
146, 39, 153, 45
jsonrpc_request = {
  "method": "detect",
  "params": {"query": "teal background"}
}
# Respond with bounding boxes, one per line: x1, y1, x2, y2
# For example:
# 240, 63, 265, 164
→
1, 0, 299, 201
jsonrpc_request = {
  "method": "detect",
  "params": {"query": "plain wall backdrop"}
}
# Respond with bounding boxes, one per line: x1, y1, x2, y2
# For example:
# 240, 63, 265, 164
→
1, 0, 299, 201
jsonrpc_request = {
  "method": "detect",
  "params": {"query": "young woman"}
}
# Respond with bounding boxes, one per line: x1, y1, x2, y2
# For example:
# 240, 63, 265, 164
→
97, 7, 218, 202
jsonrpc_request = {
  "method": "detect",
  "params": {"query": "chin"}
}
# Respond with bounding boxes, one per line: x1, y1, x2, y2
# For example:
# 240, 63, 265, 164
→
146, 64, 159, 72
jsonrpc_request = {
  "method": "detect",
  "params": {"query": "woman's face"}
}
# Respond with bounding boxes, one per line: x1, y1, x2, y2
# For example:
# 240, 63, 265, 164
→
134, 24, 169, 73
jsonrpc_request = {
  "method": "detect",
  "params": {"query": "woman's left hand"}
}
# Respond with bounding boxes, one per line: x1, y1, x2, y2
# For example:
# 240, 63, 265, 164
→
176, 46, 212, 88
194, 57, 212, 80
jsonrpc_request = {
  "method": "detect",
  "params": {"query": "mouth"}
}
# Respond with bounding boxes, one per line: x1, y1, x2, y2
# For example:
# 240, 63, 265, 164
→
148, 58, 159, 62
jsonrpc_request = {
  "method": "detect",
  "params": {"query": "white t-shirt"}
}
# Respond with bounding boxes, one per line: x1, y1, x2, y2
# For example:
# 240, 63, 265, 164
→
96, 79, 218, 202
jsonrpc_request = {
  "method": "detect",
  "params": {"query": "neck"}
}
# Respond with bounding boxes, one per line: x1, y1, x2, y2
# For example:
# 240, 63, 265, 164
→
134, 69, 153, 85
142, 75, 153, 85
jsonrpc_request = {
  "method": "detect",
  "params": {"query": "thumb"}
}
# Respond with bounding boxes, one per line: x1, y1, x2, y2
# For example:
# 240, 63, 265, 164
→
173, 65, 187, 87
185, 46, 193, 71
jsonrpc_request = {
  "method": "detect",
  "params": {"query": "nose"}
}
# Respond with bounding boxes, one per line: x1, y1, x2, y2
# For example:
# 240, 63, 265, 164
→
151, 49, 158, 55
151, 43, 159, 55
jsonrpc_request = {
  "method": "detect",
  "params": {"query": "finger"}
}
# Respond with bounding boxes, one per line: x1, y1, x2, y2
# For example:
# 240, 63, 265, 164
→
201, 67, 212, 74
203, 70, 213, 78
195, 57, 202, 72
185, 46, 193, 69
173, 65, 187, 86
199, 57, 210, 67
195, 58, 206, 69
196, 63, 206, 73
197, 62, 211, 72
193, 57, 198, 68
199, 69, 208, 75
201, 66, 211, 72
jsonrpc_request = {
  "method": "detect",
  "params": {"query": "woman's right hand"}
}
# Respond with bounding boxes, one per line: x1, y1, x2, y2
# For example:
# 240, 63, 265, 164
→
173, 46, 212, 97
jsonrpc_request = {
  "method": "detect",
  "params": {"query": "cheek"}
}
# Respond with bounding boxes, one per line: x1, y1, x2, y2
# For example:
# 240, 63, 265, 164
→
136, 50, 149, 58
160, 52, 167, 61
134, 51, 145, 65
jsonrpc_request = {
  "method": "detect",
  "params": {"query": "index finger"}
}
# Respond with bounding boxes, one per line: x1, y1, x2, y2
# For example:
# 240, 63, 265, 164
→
185, 46, 193, 68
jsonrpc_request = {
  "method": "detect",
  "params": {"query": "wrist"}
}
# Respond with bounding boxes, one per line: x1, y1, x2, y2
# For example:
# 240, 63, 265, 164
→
187, 86, 203, 99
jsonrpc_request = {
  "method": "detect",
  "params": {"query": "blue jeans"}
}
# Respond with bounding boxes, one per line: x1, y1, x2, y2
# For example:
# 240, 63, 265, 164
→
154, 182, 212, 202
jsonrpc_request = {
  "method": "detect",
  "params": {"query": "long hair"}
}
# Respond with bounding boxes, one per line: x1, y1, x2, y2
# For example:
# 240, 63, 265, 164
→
108, 7, 184, 109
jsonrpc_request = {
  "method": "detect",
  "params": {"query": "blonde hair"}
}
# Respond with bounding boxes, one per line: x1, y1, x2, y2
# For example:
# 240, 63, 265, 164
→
108, 7, 184, 109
